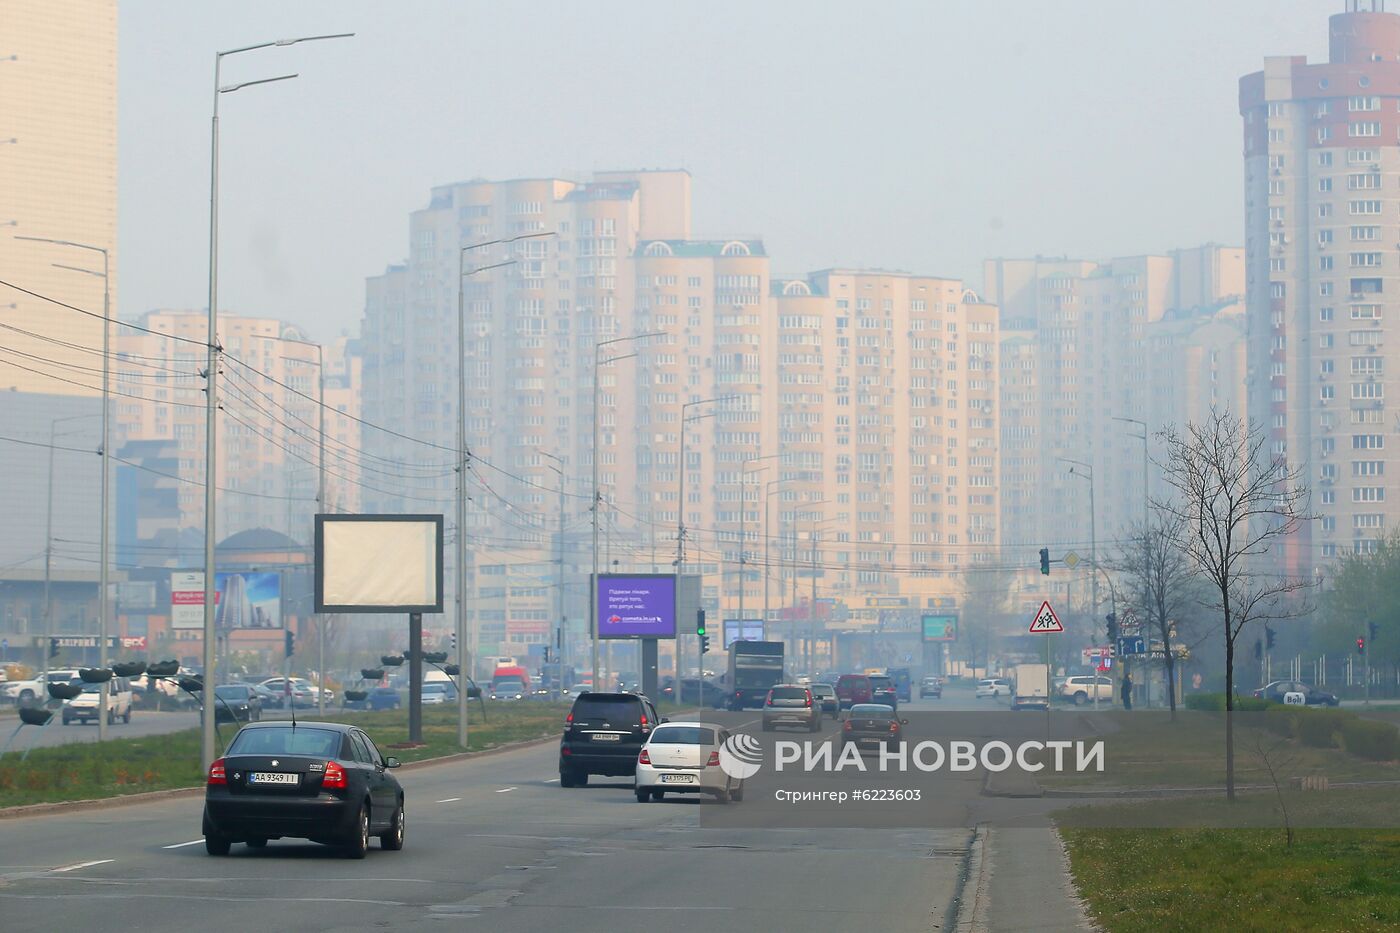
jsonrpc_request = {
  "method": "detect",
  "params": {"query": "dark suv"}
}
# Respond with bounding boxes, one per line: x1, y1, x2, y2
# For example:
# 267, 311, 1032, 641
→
868, 674, 898, 710
559, 692, 661, 786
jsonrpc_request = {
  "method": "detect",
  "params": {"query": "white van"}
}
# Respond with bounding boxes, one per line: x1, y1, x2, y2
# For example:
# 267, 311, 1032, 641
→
63, 676, 134, 725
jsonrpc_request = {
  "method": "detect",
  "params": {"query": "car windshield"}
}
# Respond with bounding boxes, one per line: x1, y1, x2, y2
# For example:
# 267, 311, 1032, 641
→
228, 727, 341, 757
494, 680, 525, 690
850, 704, 895, 716
649, 726, 716, 745
423, 684, 448, 693
571, 695, 639, 719
869, 677, 893, 688
214, 686, 248, 699
769, 687, 808, 700
810, 684, 834, 695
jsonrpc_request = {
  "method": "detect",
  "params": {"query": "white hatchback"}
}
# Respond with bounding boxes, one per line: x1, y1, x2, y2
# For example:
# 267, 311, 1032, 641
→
634, 721, 744, 804
975, 678, 1011, 698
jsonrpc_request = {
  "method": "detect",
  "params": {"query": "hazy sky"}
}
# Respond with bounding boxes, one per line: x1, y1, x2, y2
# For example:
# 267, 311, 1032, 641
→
119, 0, 1331, 339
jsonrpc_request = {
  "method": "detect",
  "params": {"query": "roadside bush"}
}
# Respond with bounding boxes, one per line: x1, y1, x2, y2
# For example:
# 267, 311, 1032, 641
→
1262, 706, 1302, 738
1339, 718, 1400, 762
1183, 693, 1273, 712
1297, 708, 1351, 748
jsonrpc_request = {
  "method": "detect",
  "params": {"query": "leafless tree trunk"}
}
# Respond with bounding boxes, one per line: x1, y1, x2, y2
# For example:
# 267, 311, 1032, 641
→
1115, 513, 1200, 720
1156, 408, 1314, 801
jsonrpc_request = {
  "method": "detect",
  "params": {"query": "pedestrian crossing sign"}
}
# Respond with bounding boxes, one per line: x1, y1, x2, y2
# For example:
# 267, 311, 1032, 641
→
1029, 601, 1064, 634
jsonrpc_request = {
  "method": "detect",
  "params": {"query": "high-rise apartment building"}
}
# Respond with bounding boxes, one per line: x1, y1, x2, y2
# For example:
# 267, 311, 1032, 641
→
114, 311, 361, 547
1240, 1, 1400, 573
986, 247, 1246, 573
361, 171, 1001, 664
0, 0, 117, 395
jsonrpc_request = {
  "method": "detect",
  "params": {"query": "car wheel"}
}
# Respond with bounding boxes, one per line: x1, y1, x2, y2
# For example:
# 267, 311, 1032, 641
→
204, 834, 231, 856
809, 717, 821, 732
380, 799, 405, 850
123, 708, 131, 724
107, 708, 116, 725
654, 790, 665, 801
245, 838, 267, 849
714, 787, 729, 805
729, 782, 744, 803
558, 768, 574, 788
635, 787, 649, 803
1073, 692, 1088, 706
345, 804, 370, 859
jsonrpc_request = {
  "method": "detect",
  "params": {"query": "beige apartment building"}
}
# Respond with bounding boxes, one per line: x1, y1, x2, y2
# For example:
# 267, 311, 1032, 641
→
113, 310, 361, 545
1240, 2, 1400, 574
0, 0, 117, 394
362, 172, 1001, 664
986, 246, 1246, 618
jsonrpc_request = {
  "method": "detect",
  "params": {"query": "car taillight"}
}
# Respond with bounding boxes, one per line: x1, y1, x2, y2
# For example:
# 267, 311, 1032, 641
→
323, 760, 348, 789
804, 693, 812, 707
638, 748, 651, 765
706, 750, 720, 767
207, 758, 226, 785
640, 713, 648, 728
889, 721, 899, 732
566, 711, 574, 725
843, 721, 852, 731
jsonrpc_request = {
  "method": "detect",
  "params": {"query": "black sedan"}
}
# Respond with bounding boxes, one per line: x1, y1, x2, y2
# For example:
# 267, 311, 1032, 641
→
841, 703, 907, 752
1253, 680, 1341, 707
203, 722, 405, 858
213, 684, 263, 723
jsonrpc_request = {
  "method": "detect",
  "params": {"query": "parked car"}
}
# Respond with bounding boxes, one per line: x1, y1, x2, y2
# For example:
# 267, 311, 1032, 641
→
257, 677, 327, 708
202, 722, 404, 857
634, 721, 744, 803
212, 684, 263, 723
841, 703, 906, 752
2, 669, 80, 706
761, 684, 822, 732
62, 676, 134, 725
919, 675, 943, 699
559, 691, 662, 786
975, 678, 1012, 699
809, 682, 839, 717
1253, 680, 1340, 707
834, 674, 873, 709
421, 682, 456, 705
660, 677, 727, 707
1057, 675, 1114, 705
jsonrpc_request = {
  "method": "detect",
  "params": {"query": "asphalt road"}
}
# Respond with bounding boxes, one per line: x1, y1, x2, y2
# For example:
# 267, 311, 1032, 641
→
9, 710, 202, 750
0, 729, 971, 932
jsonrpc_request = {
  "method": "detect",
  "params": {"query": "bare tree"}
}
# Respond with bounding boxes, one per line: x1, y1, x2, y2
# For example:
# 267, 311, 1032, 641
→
1156, 408, 1313, 800
1114, 513, 1202, 720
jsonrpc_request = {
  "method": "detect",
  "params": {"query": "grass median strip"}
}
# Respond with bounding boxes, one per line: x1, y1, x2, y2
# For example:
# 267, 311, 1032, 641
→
1060, 789, 1400, 932
0, 703, 568, 808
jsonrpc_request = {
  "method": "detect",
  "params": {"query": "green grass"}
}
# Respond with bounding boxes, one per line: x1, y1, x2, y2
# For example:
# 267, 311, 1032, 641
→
1037, 711, 1400, 791
1060, 789, 1400, 932
0, 703, 568, 808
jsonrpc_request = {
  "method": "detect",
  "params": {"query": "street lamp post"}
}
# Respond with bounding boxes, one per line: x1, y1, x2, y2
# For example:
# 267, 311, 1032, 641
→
540, 451, 565, 702
19, 236, 110, 740
762, 476, 794, 640
737, 454, 780, 635
41, 413, 99, 682
202, 31, 353, 772
592, 332, 662, 689
280, 337, 326, 717
1059, 457, 1098, 708
1112, 417, 1149, 531
675, 395, 738, 680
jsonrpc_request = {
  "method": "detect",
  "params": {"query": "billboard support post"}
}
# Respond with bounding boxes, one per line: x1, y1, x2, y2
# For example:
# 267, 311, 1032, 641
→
408, 612, 423, 745
641, 638, 658, 701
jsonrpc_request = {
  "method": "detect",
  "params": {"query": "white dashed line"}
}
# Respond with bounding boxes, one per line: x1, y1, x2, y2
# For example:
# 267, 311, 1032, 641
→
436, 797, 461, 803
51, 859, 113, 873
495, 786, 517, 793
161, 840, 205, 850
544, 778, 560, 783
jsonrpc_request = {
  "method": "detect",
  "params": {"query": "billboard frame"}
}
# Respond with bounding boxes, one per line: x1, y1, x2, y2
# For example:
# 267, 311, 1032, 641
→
595, 572, 678, 640
921, 613, 958, 642
314, 513, 444, 614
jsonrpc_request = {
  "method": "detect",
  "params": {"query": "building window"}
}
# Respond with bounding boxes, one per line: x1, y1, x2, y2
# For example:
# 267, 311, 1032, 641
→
1318, 149, 1334, 166
1320, 308, 1335, 322
1349, 122, 1381, 137
1348, 95, 1381, 111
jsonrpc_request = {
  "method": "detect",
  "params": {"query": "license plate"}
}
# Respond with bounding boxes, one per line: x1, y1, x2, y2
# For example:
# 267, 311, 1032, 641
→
248, 771, 299, 786
659, 773, 695, 784
590, 732, 622, 742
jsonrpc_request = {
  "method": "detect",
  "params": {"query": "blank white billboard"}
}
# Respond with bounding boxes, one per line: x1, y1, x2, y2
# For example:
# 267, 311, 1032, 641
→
315, 514, 443, 613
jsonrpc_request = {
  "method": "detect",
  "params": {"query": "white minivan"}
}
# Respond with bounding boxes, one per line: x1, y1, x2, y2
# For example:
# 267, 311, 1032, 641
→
63, 676, 134, 725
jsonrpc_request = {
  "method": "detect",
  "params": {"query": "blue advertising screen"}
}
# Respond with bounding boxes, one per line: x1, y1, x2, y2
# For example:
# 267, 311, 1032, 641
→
597, 575, 677, 639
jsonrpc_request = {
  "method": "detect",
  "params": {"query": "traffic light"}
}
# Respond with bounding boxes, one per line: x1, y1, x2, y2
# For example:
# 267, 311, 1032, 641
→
450, 630, 457, 652
285, 629, 295, 658
1106, 612, 1119, 643
1369, 621, 1379, 641
1254, 639, 1263, 662
49, 637, 60, 659
1039, 548, 1050, 576
1357, 636, 1367, 656
697, 609, 709, 655
1265, 625, 1275, 651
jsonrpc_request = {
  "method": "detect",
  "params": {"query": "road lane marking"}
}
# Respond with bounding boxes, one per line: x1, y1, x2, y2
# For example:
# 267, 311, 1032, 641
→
436, 797, 461, 803
161, 840, 204, 850
495, 786, 516, 793
51, 859, 113, 873
544, 778, 559, 783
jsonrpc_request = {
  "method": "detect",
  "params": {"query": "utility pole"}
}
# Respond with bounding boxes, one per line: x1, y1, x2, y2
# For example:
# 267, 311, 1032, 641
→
676, 395, 736, 679
541, 451, 564, 701
738, 454, 778, 637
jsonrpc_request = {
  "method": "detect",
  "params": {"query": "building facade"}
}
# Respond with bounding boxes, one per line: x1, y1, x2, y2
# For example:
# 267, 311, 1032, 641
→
1240, 1, 1400, 573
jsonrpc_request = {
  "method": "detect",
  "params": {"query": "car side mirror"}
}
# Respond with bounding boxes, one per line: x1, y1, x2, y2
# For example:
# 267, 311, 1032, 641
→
659, 716, 669, 724
384, 757, 401, 769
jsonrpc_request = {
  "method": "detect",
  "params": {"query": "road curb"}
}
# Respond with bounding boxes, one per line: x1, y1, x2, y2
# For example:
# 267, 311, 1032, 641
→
1042, 777, 1400, 799
950, 823, 992, 932
0, 733, 559, 821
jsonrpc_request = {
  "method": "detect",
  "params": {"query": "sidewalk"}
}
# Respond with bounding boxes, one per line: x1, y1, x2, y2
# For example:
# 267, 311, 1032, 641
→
957, 824, 1097, 932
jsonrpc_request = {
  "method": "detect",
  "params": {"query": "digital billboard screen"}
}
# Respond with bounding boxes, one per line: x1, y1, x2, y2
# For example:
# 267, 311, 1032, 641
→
597, 574, 677, 639
723, 618, 764, 648
921, 614, 957, 642
214, 572, 283, 630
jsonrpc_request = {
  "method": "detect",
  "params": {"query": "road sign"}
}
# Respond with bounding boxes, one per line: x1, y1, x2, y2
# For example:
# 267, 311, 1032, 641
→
1117, 636, 1146, 656
1028, 601, 1064, 634
1062, 551, 1080, 569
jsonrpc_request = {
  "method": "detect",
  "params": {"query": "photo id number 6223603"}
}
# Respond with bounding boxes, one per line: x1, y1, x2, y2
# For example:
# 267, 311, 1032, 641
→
851, 788, 921, 802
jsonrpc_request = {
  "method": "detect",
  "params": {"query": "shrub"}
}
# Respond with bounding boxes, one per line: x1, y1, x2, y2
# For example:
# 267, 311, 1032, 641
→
1340, 718, 1400, 762
1183, 693, 1274, 713
1297, 708, 1351, 748
1263, 706, 1301, 738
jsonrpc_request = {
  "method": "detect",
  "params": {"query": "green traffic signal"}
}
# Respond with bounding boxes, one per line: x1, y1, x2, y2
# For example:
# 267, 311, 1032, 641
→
1039, 548, 1050, 575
